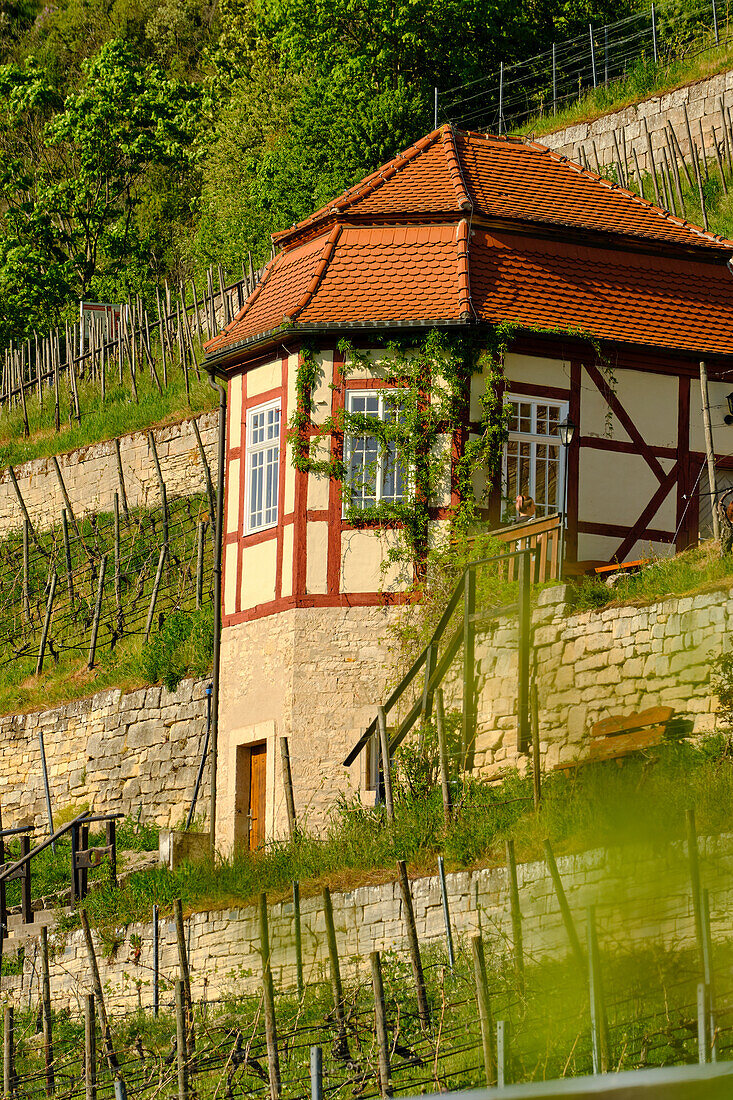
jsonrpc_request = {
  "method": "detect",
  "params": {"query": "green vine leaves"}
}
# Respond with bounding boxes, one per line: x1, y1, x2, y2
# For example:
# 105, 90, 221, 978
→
286, 327, 516, 568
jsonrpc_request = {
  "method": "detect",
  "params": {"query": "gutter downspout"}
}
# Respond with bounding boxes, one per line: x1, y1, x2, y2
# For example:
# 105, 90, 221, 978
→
206, 364, 226, 855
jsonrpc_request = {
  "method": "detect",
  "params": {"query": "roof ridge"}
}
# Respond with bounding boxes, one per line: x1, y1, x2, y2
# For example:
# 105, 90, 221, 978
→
455, 218, 473, 319
272, 129, 445, 245
441, 125, 473, 211
285, 224, 342, 323
533, 137, 732, 249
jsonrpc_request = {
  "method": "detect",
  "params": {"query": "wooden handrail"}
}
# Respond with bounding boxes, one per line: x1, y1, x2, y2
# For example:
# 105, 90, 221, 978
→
342, 546, 534, 767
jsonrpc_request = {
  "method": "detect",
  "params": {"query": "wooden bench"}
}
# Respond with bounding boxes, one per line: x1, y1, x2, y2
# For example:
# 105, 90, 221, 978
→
556, 706, 674, 771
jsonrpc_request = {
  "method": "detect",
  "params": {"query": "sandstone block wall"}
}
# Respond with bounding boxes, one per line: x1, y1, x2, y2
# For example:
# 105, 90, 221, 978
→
1, 678, 210, 830
217, 604, 398, 850
541, 68, 733, 174
471, 585, 727, 774
6, 833, 731, 1013
0, 411, 219, 538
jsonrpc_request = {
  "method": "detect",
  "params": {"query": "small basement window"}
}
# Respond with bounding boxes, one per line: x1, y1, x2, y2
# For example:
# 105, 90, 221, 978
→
344, 390, 407, 511
245, 399, 281, 533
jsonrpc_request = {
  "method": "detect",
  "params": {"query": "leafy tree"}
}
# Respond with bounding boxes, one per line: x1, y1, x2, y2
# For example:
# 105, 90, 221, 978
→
0, 39, 199, 340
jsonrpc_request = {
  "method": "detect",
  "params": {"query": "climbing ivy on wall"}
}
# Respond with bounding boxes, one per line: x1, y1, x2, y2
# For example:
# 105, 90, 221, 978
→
288, 325, 516, 569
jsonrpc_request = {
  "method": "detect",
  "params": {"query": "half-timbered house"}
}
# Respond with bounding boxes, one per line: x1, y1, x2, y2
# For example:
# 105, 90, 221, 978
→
204, 125, 733, 851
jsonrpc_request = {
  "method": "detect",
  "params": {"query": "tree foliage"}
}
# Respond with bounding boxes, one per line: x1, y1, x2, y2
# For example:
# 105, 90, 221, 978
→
0, 39, 199, 340
0, 0, 637, 345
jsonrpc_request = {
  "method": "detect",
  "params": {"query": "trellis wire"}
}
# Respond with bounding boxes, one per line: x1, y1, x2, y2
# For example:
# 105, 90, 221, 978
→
441, 0, 727, 134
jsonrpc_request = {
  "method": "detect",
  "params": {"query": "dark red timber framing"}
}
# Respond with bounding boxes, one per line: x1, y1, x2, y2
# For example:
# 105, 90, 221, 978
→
222, 328, 733, 629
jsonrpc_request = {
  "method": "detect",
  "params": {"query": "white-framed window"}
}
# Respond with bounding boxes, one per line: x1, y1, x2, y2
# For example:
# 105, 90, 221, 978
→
502, 395, 568, 519
244, 399, 281, 534
343, 390, 408, 511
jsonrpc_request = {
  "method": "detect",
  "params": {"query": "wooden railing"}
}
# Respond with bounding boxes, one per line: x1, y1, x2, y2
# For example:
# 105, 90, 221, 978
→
482, 513, 563, 582
343, 547, 534, 774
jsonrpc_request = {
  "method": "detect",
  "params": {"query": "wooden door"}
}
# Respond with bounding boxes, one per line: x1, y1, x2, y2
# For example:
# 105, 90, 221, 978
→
248, 743, 267, 850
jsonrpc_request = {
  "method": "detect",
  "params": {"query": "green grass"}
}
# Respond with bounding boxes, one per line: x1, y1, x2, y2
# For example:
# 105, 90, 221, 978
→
0, 494, 214, 715
38, 736, 731, 937
569, 541, 733, 613
0, 353, 216, 471
518, 38, 733, 140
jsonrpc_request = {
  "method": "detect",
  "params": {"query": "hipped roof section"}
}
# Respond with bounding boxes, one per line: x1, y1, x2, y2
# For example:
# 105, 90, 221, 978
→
204, 126, 733, 364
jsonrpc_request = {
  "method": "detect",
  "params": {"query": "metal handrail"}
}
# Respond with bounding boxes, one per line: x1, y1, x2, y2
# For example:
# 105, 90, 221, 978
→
0, 825, 37, 839
0, 810, 93, 886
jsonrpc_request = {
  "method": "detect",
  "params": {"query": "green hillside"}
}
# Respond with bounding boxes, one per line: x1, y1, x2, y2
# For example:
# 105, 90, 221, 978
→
0, 0, 648, 352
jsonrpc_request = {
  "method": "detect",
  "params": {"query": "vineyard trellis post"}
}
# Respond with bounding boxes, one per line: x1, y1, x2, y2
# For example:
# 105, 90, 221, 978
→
322, 886, 349, 1058
397, 860, 430, 1031
370, 951, 393, 1098
84, 994, 96, 1100
40, 925, 55, 1097
293, 880, 304, 996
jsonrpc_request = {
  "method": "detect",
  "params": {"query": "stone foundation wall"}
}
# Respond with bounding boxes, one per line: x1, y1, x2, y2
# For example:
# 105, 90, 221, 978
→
542, 68, 733, 173
1, 678, 210, 830
471, 584, 727, 775
217, 604, 399, 850
6, 833, 732, 1013
215, 585, 728, 845
0, 411, 219, 538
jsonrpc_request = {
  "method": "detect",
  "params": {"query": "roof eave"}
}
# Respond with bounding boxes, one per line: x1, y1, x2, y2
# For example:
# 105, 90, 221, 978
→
204, 317, 473, 372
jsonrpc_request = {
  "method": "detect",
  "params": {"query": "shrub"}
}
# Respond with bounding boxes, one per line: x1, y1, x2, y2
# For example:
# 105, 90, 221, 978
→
140, 606, 213, 691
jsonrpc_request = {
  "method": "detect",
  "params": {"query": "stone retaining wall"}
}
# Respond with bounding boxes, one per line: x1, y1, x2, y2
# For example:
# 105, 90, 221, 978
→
1, 678, 210, 830
470, 584, 727, 775
0, 411, 219, 538
5, 833, 731, 1013
541, 68, 733, 173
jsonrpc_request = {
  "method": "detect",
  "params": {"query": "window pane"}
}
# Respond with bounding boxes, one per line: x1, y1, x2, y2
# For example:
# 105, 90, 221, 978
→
345, 391, 405, 510
247, 402, 280, 531
503, 396, 567, 523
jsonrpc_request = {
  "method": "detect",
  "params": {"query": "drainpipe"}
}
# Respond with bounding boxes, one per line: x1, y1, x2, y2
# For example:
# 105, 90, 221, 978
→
206, 365, 227, 855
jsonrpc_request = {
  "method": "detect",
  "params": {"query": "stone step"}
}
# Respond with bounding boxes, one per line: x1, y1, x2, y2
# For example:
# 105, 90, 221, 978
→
5, 907, 71, 949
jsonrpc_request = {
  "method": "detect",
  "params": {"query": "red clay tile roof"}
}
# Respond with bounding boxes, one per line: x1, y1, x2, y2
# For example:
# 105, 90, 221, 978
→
471, 229, 733, 356
204, 126, 733, 363
205, 222, 470, 354
273, 126, 731, 252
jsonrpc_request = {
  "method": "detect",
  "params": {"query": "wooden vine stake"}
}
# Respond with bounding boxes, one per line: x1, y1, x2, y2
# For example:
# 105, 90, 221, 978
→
292, 880, 303, 996
505, 839, 524, 991
530, 682, 541, 810
87, 555, 107, 669
3, 1004, 15, 1100
370, 951, 393, 1098
174, 898, 195, 1052
587, 906, 610, 1074
396, 860, 430, 1030
144, 545, 168, 640
687, 808, 704, 960
40, 926, 55, 1096
175, 980, 189, 1100
322, 886, 349, 1058
258, 893, 281, 1100
279, 737, 298, 840
544, 840, 584, 970
471, 934, 495, 1086
79, 910, 119, 1074
36, 572, 58, 676
84, 994, 96, 1100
